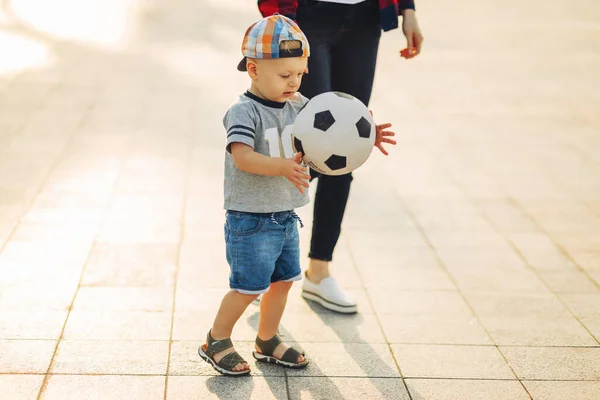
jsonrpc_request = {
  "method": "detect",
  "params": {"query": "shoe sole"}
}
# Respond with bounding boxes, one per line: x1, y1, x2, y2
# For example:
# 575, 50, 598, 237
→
301, 290, 358, 314
253, 352, 309, 369
198, 347, 251, 376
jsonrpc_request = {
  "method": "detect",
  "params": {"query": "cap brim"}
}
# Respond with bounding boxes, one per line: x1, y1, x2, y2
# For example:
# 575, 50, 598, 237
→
237, 57, 247, 72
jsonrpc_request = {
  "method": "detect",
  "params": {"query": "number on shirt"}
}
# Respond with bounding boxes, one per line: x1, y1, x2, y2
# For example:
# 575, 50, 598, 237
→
264, 125, 295, 158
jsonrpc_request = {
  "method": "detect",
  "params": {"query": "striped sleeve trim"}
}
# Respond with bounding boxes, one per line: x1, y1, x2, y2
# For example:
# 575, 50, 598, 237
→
227, 125, 255, 135
227, 131, 254, 140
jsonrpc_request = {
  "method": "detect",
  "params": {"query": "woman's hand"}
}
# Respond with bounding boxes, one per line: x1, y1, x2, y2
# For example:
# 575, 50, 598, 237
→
400, 10, 423, 59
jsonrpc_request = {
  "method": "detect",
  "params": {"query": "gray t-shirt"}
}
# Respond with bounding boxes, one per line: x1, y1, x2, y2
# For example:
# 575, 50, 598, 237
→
223, 91, 310, 213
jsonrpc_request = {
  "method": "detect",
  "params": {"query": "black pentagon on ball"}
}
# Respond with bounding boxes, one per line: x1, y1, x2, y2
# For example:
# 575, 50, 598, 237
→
314, 110, 335, 131
293, 136, 305, 156
325, 154, 347, 170
356, 116, 371, 139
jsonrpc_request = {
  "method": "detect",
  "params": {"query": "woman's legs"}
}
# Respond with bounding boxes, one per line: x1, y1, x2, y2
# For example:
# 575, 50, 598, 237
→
297, 0, 382, 312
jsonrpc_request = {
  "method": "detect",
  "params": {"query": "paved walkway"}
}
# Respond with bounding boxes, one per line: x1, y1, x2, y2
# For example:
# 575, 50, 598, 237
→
1, 0, 599, 399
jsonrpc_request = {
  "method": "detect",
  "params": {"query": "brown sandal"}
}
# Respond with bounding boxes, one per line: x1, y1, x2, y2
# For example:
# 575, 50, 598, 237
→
198, 330, 250, 376
253, 334, 309, 369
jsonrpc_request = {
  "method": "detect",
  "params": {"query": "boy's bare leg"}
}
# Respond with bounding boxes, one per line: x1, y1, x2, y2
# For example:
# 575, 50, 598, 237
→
208, 290, 259, 372
306, 258, 329, 283
256, 281, 305, 363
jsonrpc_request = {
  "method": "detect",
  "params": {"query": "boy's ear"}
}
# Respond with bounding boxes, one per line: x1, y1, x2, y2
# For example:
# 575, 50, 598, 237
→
247, 60, 259, 79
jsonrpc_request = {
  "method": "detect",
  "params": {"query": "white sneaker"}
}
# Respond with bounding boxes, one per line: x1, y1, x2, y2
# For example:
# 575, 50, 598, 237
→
301, 272, 357, 314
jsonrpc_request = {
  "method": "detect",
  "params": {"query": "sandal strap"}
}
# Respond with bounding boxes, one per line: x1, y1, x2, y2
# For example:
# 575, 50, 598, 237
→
217, 351, 247, 369
281, 346, 304, 364
204, 330, 233, 358
255, 334, 283, 356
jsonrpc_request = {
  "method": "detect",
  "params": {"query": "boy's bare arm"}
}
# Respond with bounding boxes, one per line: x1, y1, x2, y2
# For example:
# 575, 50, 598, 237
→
230, 142, 310, 193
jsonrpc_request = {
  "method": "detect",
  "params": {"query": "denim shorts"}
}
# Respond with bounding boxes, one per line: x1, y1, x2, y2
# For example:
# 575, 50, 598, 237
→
225, 210, 303, 294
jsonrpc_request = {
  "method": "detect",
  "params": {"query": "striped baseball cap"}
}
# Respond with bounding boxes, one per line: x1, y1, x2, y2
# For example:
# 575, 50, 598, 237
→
237, 13, 310, 72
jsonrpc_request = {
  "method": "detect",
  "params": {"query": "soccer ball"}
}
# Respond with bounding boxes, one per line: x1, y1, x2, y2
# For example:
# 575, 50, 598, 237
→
292, 92, 375, 176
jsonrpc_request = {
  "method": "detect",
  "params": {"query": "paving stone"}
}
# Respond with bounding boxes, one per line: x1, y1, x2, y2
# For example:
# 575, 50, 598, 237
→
288, 377, 410, 400
286, 342, 400, 378
51, 340, 169, 375
537, 270, 600, 293
368, 289, 473, 316
406, 379, 529, 400
0, 310, 67, 340
63, 310, 172, 340
81, 243, 178, 286
559, 293, 600, 321
446, 264, 549, 293
569, 251, 600, 272
359, 265, 456, 290
522, 381, 600, 400
380, 313, 492, 345
435, 248, 527, 270
0, 375, 44, 400
501, 347, 600, 380
166, 376, 288, 400
463, 293, 572, 319
0, 282, 76, 310
351, 247, 441, 270
0, 340, 56, 373
41, 375, 165, 400
478, 315, 597, 346
73, 287, 173, 311
391, 344, 515, 379
279, 310, 387, 344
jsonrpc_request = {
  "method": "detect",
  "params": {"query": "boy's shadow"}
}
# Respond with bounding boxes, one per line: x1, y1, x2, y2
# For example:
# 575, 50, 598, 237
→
245, 302, 415, 400
204, 375, 258, 399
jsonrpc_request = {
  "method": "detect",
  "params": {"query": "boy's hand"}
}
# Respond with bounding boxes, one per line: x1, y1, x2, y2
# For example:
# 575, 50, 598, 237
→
369, 111, 397, 156
375, 122, 397, 155
281, 152, 311, 193
400, 9, 423, 59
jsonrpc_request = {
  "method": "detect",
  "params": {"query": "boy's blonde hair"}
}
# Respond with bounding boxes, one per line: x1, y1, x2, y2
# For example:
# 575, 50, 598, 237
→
237, 14, 310, 72
280, 40, 302, 53
246, 40, 306, 69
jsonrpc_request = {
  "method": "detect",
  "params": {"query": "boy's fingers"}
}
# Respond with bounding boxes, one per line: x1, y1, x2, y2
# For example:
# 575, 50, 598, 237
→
297, 172, 311, 182
377, 123, 392, 129
377, 145, 389, 156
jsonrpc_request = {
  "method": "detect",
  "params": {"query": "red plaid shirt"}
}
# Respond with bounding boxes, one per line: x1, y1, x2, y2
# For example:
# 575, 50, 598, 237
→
258, 0, 415, 32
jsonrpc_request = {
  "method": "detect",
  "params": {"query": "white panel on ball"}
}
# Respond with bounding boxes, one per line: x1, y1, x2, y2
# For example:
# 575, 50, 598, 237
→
292, 91, 376, 176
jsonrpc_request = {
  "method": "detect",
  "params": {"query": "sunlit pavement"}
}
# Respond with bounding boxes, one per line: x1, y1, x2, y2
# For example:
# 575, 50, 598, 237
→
1, 1, 599, 399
